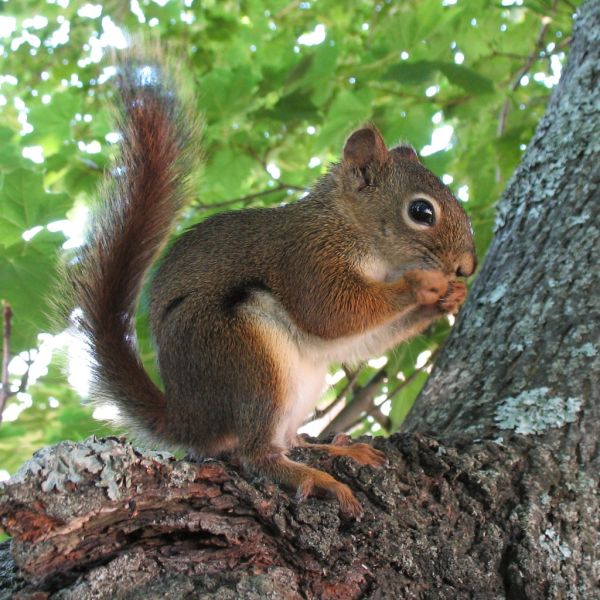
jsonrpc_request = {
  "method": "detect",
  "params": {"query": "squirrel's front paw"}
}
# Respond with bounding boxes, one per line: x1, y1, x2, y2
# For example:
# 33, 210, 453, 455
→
438, 280, 467, 314
405, 270, 449, 305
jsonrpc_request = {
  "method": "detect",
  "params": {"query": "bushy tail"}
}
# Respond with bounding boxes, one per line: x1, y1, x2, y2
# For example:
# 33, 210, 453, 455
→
61, 51, 199, 435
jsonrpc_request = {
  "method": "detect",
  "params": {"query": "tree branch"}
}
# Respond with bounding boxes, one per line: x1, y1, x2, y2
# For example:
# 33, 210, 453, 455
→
320, 369, 387, 437
2, 432, 597, 597
309, 367, 360, 423
339, 347, 441, 435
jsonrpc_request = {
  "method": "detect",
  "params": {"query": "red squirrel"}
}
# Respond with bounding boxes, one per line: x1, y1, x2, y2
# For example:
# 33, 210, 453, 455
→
63, 52, 476, 518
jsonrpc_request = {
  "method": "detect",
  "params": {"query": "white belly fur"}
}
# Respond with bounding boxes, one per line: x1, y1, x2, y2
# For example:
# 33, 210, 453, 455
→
244, 289, 413, 448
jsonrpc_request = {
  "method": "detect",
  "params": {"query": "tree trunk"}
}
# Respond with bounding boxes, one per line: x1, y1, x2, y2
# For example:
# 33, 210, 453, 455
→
1, 2, 598, 599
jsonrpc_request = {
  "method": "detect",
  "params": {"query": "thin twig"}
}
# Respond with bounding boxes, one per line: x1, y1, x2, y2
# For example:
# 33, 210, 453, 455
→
555, 35, 572, 51
0, 302, 12, 423
369, 84, 472, 108
320, 369, 387, 437
559, 0, 576, 12
14, 351, 32, 397
277, 181, 306, 193
342, 346, 442, 434
198, 182, 306, 211
496, 5, 557, 181
370, 409, 392, 431
309, 368, 361, 423
490, 50, 531, 61
386, 346, 441, 404
345, 405, 392, 434
274, 0, 301, 19
497, 17, 553, 137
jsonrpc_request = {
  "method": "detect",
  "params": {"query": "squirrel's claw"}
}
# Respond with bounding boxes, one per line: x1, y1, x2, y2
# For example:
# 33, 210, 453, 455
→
295, 476, 363, 519
405, 270, 450, 305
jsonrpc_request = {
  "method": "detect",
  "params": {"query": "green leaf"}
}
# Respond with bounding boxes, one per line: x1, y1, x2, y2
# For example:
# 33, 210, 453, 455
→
203, 146, 257, 199
382, 60, 438, 86
285, 43, 339, 107
0, 230, 65, 352
438, 63, 494, 94
0, 126, 23, 171
383, 60, 494, 94
24, 91, 81, 150
199, 68, 258, 121
0, 168, 72, 244
389, 371, 429, 430
269, 90, 319, 122
316, 89, 374, 152
0, 364, 115, 475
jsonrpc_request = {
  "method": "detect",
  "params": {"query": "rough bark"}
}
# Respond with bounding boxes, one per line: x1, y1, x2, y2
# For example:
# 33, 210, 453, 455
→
1, 432, 597, 600
1, 2, 598, 598
403, 0, 600, 445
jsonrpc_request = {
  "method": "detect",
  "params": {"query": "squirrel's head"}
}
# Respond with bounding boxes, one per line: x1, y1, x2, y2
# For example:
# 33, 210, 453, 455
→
336, 124, 476, 281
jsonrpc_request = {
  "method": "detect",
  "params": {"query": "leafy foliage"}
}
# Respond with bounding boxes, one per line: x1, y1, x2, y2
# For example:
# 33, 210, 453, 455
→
0, 0, 578, 473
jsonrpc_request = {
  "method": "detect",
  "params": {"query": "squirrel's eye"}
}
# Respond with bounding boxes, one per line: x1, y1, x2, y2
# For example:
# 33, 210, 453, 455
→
409, 199, 435, 226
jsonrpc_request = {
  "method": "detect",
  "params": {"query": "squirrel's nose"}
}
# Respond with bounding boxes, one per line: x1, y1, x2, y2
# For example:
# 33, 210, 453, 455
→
455, 252, 477, 278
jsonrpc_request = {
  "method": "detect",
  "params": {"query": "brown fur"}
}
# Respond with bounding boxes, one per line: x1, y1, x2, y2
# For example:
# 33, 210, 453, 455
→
63, 53, 476, 518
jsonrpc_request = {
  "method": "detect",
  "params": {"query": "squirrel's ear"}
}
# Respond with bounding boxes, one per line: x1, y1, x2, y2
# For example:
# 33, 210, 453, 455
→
390, 144, 420, 162
343, 126, 389, 170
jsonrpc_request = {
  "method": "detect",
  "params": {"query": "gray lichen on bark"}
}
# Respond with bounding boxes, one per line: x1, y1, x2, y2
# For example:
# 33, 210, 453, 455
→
494, 387, 582, 435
